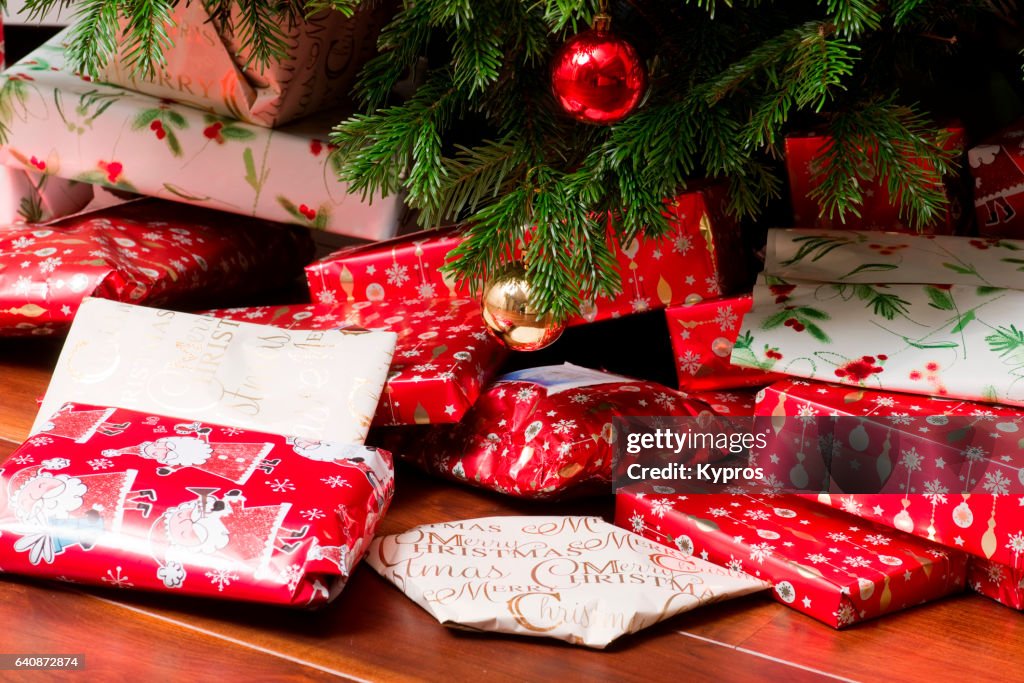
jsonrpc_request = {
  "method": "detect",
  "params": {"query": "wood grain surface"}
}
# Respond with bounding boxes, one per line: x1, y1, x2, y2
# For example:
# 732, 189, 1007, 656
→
1, 339, 1023, 682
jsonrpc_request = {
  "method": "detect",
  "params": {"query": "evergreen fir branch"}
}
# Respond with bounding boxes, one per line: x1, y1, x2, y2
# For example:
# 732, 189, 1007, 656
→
987, 325, 1024, 358
356, 0, 434, 110
417, 135, 527, 226
542, 0, 598, 33
443, 185, 532, 293
890, 0, 930, 26
232, 0, 293, 69
450, 11, 505, 95
119, 0, 175, 78
818, 0, 881, 38
727, 158, 782, 219
64, 0, 123, 77
330, 70, 460, 201
808, 97, 956, 230
303, 0, 364, 18
426, 0, 473, 27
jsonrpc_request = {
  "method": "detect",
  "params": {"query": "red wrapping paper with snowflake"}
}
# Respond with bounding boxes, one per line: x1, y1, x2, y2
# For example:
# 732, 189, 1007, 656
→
968, 121, 1024, 238
616, 492, 968, 628
752, 379, 1024, 495
0, 403, 393, 607
305, 184, 746, 324
968, 557, 1024, 610
384, 364, 710, 499
203, 298, 506, 426
785, 126, 968, 234
667, 296, 782, 392
734, 229, 1024, 407
684, 390, 758, 416
0, 200, 313, 336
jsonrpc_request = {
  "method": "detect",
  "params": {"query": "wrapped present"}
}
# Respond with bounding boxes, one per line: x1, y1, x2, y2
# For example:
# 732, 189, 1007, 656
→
0, 403, 393, 606
0, 163, 94, 224
968, 122, 1024, 238
969, 557, 1024, 610
0, 31, 403, 238
617, 492, 968, 628
387, 364, 711, 499
684, 389, 758, 416
97, 3, 390, 128
811, 492, 1024, 572
0, 200, 313, 336
751, 379, 1024, 494
305, 184, 747, 324
667, 295, 782, 391
367, 515, 767, 648
785, 126, 968, 233
734, 229, 1024, 407
203, 298, 507, 426
35, 299, 397, 445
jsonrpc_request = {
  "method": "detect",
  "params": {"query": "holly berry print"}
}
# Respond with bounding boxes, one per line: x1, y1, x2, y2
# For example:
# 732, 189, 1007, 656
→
0, 31, 401, 239
735, 230, 1024, 406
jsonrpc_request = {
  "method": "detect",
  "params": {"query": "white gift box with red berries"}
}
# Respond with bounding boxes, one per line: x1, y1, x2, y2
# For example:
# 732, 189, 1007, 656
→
731, 229, 1024, 406
0, 31, 402, 238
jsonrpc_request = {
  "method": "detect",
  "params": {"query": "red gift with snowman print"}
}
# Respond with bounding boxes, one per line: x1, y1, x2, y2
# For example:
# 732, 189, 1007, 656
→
0, 403, 392, 606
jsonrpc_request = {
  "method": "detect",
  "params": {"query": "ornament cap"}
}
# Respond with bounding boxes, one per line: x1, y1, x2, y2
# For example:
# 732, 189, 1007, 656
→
592, 13, 612, 32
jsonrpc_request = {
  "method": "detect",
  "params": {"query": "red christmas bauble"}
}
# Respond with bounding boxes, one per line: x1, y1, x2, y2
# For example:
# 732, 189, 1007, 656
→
550, 28, 647, 125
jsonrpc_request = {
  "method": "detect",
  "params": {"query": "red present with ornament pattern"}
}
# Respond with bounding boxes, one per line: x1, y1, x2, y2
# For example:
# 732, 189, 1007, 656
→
809, 492, 1024, 576
0, 403, 393, 607
667, 295, 782, 392
684, 389, 758, 416
968, 122, 1024, 238
203, 298, 507, 426
386, 364, 711, 499
0, 200, 313, 336
968, 557, 1024, 610
785, 126, 968, 234
305, 184, 745, 325
751, 379, 1019, 495
616, 491, 968, 628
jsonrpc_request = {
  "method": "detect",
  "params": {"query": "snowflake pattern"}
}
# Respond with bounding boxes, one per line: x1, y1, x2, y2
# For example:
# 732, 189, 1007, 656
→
205, 569, 240, 592
629, 512, 645, 534
749, 542, 774, 563
301, 508, 326, 521
677, 350, 703, 375
843, 555, 872, 569
321, 475, 352, 489
101, 566, 134, 589
267, 478, 295, 493
649, 499, 675, 518
279, 564, 304, 592
551, 419, 578, 435
386, 262, 410, 286
87, 458, 114, 470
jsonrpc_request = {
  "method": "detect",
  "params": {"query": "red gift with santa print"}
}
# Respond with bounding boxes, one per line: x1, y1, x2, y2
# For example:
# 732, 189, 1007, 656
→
616, 491, 968, 628
785, 126, 968, 234
305, 184, 747, 325
0, 403, 393, 607
968, 557, 1024, 610
968, 121, 1024, 238
667, 295, 782, 392
0, 199, 313, 336
203, 297, 507, 426
384, 364, 712, 500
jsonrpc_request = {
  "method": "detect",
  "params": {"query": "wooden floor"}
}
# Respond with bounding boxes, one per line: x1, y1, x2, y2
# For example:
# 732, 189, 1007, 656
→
1, 337, 1023, 682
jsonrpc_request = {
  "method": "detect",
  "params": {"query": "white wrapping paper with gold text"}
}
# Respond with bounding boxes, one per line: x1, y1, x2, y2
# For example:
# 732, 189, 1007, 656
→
0, 32, 403, 238
367, 516, 768, 649
33, 299, 397, 444
733, 230, 1024, 405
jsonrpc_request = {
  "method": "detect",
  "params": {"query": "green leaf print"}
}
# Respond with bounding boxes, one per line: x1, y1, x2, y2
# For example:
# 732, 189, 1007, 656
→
841, 263, 899, 279
942, 262, 976, 276
950, 309, 975, 334
780, 235, 856, 267
1002, 258, 1024, 272
986, 325, 1024, 359
853, 285, 911, 320
925, 286, 955, 311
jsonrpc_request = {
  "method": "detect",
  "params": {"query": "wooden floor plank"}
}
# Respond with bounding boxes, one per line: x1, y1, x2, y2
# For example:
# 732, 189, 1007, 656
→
0, 575, 348, 682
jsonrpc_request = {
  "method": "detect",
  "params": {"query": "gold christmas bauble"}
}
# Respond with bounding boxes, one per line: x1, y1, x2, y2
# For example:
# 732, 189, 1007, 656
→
481, 263, 565, 351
